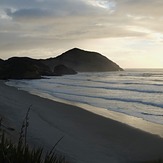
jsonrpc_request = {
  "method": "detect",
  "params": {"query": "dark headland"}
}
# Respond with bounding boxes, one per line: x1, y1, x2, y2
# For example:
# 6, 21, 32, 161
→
42, 48, 123, 72
0, 48, 123, 79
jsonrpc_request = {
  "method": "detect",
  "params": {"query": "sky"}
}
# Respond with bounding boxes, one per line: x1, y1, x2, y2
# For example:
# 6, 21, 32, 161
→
0, 0, 163, 68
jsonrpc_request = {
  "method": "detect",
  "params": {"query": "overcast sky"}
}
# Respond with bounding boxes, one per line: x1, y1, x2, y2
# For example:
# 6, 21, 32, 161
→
0, 0, 163, 68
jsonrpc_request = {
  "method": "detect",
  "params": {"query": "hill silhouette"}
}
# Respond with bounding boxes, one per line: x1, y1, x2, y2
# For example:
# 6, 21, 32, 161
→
0, 48, 123, 79
42, 48, 123, 72
0, 57, 52, 79
0, 59, 4, 64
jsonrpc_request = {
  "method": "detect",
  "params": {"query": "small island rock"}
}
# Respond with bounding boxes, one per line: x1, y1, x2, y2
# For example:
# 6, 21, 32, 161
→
53, 64, 77, 76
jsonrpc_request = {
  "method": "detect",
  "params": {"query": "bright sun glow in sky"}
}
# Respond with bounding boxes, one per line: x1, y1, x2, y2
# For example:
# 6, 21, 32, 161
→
0, 0, 163, 68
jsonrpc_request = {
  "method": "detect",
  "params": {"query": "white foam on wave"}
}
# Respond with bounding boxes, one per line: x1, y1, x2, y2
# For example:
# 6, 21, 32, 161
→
6, 69, 163, 126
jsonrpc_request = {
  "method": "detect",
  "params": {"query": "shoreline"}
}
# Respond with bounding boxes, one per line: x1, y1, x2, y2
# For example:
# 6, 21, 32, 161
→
29, 89, 163, 138
0, 80, 163, 162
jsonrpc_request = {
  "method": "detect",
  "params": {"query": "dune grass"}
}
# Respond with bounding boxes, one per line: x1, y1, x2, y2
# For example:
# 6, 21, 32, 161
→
0, 107, 68, 163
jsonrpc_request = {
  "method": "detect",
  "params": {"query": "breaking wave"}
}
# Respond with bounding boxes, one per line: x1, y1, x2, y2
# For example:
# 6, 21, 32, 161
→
6, 69, 163, 125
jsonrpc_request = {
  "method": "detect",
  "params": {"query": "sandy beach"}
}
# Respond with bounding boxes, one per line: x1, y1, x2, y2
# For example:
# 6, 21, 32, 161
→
0, 80, 163, 163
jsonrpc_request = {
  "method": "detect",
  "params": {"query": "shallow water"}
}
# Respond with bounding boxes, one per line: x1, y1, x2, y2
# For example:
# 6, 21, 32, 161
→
6, 69, 163, 125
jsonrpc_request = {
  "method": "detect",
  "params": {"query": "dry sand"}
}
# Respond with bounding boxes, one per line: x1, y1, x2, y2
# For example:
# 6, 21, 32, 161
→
0, 80, 163, 163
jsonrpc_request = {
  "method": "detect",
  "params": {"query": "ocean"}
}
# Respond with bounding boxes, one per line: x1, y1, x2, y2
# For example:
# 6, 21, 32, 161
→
6, 69, 163, 125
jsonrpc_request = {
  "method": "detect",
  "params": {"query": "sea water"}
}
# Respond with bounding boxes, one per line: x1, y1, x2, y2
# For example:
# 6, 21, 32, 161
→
6, 69, 163, 125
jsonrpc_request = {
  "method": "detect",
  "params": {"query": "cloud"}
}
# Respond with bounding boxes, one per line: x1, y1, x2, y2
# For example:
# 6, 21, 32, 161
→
84, 0, 116, 10
6, 8, 51, 19
1, 0, 163, 40
117, 0, 163, 16
3, 0, 100, 19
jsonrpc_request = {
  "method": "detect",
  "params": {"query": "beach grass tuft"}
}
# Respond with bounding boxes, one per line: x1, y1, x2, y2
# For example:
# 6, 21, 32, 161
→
0, 107, 68, 163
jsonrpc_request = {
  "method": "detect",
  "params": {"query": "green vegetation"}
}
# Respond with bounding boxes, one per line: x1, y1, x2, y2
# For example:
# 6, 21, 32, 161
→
0, 107, 68, 163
